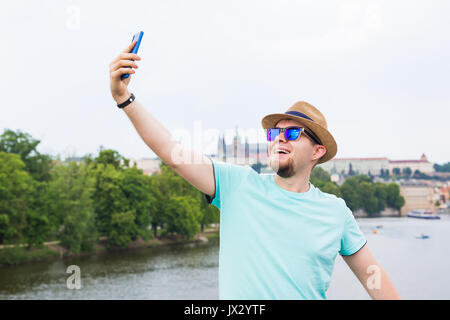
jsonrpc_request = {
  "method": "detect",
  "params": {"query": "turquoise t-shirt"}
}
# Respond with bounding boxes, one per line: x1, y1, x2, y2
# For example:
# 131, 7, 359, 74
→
205, 159, 367, 300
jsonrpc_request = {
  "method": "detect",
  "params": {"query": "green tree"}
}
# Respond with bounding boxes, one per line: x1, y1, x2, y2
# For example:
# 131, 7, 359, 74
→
148, 173, 169, 238
359, 182, 379, 216
392, 167, 401, 176
0, 152, 35, 244
121, 167, 154, 241
23, 210, 51, 249
199, 191, 220, 232
311, 166, 331, 183
92, 162, 153, 248
380, 169, 390, 180
47, 161, 98, 253
92, 164, 127, 237
340, 177, 361, 212
109, 210, 137, 247
339, 175, 372, 212
311, 167, 342, 197
0, 129, 53, 182
402, 167, 412, 178
373, 182, 388, 213
165, 196, 202, 240
251, 162, 263, 173
93, 148, 129, 170
319, 181, 342, 198
433, 162, 450, 172
348, 163, 355, 176
386, 183, 405, 210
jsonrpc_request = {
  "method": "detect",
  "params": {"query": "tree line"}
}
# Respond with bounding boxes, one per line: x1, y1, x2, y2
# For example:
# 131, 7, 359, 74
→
310, 167, 405, 216
0, 128, 408, 254
0, 129, 219, 253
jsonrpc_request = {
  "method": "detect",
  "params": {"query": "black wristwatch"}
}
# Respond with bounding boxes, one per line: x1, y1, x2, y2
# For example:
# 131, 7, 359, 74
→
117, 93, 135, 109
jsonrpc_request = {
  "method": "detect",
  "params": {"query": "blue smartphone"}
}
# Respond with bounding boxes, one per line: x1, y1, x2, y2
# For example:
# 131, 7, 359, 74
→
121, 31, 144, 80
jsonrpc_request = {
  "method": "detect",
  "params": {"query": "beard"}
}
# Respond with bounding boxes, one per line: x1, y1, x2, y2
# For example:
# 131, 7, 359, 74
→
270, 156, 296, 178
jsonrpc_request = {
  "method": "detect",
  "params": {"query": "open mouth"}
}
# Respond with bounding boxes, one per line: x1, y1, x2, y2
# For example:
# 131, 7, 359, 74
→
274, 148, 291, 155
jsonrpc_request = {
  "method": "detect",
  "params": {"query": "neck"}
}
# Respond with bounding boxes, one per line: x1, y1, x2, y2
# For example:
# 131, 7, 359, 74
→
273, 168, 311, 193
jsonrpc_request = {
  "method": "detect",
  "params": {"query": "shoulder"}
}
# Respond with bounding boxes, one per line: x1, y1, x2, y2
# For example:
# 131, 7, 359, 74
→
211, 160, 254, 175
313, 185, 344, 204
313, 185, 351, 217
210, 160, 257, 185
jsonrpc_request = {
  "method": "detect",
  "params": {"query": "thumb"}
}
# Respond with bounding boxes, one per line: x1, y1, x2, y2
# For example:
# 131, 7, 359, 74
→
122, 39, 137, 53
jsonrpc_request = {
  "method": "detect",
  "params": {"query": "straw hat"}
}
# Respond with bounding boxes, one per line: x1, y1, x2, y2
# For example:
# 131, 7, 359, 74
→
261, 101, 337, 164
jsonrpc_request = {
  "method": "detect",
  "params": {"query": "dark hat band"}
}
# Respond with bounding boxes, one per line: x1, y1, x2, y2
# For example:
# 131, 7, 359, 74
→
285, 110, 314, 122
283, 111, 322, 144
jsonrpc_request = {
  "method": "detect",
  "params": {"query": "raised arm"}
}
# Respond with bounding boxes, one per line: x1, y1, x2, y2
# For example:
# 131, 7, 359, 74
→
109, 40, 215, 197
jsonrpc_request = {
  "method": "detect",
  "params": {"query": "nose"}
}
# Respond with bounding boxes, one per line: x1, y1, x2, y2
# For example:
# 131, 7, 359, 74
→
274, 129, 287, 143
270, 130, 286, 151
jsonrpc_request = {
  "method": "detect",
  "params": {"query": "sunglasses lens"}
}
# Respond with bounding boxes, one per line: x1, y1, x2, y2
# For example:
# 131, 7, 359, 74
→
267, 129, 280, 141
285, 128, 301, 140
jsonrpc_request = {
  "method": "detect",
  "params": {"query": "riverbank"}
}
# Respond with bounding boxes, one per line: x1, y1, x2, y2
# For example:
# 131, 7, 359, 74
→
0, 228, 220, 267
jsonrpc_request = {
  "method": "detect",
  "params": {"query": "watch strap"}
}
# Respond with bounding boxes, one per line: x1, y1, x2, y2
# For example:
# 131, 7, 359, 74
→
117, 93, 135, 109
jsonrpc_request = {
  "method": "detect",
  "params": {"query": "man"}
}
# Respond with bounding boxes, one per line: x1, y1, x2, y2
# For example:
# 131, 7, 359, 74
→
109, 41, 400, 300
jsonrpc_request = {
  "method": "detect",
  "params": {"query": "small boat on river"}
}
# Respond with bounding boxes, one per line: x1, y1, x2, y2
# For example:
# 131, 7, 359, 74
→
407, 209, 440, 220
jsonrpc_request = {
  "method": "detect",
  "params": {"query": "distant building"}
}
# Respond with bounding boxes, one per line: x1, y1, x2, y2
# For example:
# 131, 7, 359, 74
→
399, 181, 435, 216
440, 183, 450, 204
318, 157, 390, 177
216, 130, 269, 166
389, 153, 434, 175
129, 158, 162, 175
318, 153, 436, 178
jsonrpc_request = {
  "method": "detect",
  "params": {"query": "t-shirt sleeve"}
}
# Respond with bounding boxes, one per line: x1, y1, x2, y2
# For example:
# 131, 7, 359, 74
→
204, 158, 251, 210
339, 206, 367, 256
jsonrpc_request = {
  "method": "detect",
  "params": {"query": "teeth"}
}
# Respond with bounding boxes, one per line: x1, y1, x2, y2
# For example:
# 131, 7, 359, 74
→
275, 149, 289, 154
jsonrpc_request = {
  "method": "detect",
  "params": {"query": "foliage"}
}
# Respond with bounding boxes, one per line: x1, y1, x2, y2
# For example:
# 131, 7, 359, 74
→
0, 129, 53, 182
0, 246, 59, 266
0, 152, 36, 244
0, 128, 411, 260
338, 175, 404, 216
434, 162, 450, 172
93, 148, 129, 170
47, 162, 98, 253
310, 167, 342, 197
251, 162, 264, 173
386, 183, 405, 210
165, 196, 202, 240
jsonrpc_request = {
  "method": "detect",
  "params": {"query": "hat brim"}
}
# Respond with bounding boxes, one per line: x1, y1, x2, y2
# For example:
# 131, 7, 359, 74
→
261, 113, 337, 164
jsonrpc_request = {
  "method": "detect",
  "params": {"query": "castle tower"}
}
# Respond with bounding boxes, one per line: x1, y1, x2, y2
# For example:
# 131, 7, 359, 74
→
245, 136, 249, 164
233, 126, 240, 162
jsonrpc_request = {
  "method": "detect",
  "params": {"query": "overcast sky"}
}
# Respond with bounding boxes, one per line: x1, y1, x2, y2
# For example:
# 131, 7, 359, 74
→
1, 0, 449, 164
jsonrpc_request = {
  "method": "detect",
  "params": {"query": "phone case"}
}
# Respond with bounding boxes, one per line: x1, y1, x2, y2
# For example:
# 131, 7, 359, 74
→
121, 31, 144, 80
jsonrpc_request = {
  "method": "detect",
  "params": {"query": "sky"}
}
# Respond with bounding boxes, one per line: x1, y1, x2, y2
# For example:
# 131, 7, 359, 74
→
1, 0, 449, 164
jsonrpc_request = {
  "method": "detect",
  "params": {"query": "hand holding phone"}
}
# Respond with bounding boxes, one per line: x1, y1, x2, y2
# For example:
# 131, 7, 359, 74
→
121, 31, 144, 80
109, 31, 144, 104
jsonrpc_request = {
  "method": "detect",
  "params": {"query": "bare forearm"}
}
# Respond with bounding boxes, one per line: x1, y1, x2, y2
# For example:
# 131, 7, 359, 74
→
343, 246, 401, 300
364, 266, 401, 300
121, 98, 178, 167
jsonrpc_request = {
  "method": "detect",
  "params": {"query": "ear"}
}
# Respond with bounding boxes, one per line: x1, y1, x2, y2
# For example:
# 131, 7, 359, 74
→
313, 144, 327, 161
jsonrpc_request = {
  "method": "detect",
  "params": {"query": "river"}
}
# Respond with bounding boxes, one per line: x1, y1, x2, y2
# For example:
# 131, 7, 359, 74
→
1, 215, 449, 299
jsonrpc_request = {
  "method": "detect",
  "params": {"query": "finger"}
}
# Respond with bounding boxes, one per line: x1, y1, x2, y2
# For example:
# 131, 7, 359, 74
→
122, 39, 137, 53
109, 51, 141, 67
110, 60, 138, 72
111, 67, 135, 80
119, 52, 141, 61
